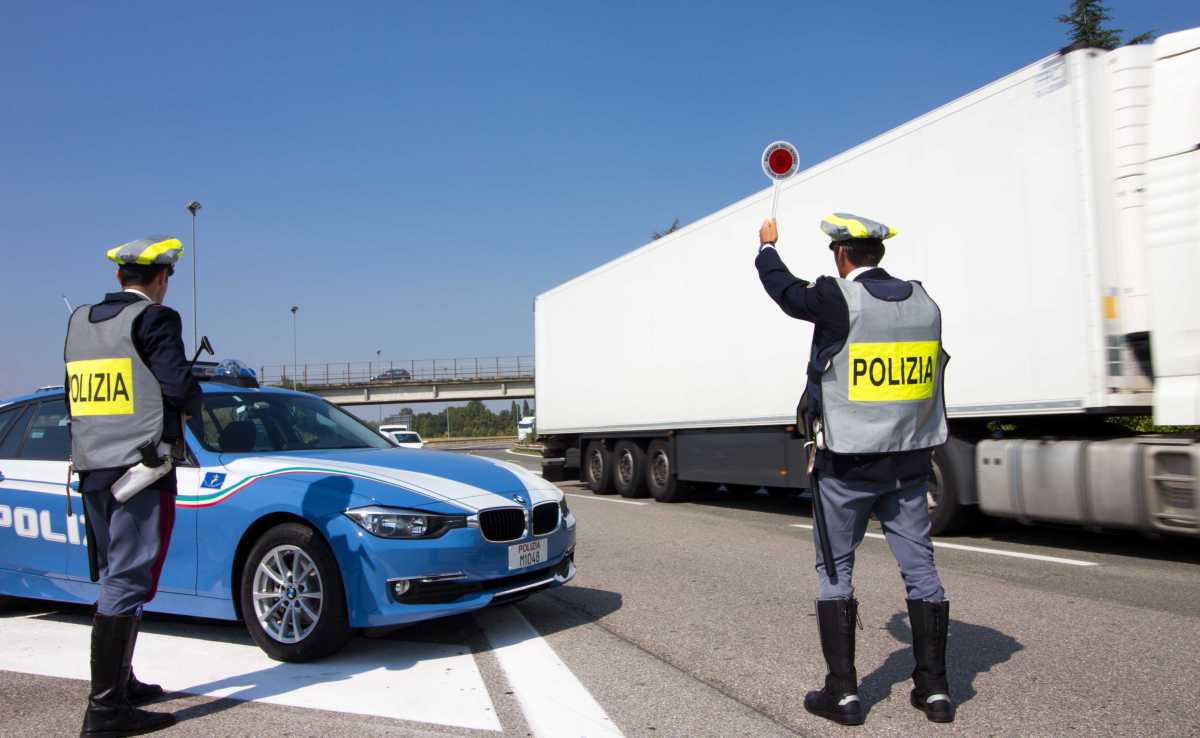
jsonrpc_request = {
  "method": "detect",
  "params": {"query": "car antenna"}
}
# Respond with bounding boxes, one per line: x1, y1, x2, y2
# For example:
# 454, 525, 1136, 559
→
62, 294, 74, 316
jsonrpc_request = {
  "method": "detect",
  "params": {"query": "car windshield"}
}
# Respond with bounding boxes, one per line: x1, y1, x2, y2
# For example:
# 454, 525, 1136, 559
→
188, 392, 393, 453
393, 433, 420, 443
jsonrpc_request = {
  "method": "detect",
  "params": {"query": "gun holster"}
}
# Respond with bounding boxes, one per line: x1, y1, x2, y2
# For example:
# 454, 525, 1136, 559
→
137, 440, 167, 467
796, 393, 821, 475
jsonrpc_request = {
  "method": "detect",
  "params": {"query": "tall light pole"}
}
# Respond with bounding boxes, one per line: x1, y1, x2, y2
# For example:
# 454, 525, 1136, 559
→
186, 201, 202, 351
376, 349, 382, 421
290, 306, 299, 390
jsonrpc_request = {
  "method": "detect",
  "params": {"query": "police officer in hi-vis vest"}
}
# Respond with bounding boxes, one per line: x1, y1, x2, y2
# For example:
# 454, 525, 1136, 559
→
755, 214, 954, 726
64, 235, 201, 737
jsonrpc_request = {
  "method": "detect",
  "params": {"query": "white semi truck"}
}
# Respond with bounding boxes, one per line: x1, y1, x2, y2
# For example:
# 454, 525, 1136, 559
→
534, 28, 1200, 537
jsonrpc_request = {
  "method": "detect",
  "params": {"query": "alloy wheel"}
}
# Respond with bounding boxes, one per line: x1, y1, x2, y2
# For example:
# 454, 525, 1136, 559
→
252, 544, 323, 644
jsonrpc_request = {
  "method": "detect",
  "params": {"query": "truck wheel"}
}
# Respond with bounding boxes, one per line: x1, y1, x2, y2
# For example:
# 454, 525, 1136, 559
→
584, 441, 615, 494
240, 522, 351, 662
646, 440, 690, 502
613, 441, 649, 498
928, 439, 980, 536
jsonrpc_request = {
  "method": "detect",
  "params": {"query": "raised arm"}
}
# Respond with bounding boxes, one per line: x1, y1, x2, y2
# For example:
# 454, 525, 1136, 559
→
754, 218, 827, 323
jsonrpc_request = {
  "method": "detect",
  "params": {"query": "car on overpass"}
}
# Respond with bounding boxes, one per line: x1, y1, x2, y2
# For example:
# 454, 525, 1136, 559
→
371, 368, 411, 382
0, 375, 575, 662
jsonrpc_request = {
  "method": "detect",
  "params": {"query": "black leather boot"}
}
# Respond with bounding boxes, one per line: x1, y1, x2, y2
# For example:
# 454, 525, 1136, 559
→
803, 598, 865, 726
126, 671, 164, 707
80, 613, 176, 737
125, 617, 164, 707
907, 599, 955, 723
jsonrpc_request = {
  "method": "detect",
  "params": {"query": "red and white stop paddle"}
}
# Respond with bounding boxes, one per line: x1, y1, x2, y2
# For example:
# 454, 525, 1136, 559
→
761, 140, 799, 220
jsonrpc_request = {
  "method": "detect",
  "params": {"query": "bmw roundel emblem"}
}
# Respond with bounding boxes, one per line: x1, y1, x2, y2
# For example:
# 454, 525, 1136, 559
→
512, 494, 527, 505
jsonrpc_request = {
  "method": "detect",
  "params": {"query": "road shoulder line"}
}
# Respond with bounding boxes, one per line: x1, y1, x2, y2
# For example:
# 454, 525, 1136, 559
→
476, 606, 623, 738
789, 524, 1098, 566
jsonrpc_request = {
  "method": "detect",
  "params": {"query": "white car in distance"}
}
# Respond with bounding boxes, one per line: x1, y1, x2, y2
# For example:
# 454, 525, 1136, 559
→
384, 430, 425, 449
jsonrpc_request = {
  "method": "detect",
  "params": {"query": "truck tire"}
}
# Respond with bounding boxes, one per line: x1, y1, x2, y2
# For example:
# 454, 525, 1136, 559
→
240, 522, 351, 662
646, 440, 690, 502
928, 439, 980, 536
613, 440, 649, 498
584, 441, 615, 494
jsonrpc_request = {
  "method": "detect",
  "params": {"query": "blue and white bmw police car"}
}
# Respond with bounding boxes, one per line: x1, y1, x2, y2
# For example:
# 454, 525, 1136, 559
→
0, 374, 575, 661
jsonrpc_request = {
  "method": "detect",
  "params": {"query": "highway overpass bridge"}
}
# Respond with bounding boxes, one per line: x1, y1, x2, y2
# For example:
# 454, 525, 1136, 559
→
259, 356, 534, 406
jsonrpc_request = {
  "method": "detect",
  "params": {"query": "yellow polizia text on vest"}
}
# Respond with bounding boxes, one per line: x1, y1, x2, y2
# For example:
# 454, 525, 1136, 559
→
66, 358, 136, 415
847, 341, 938, 402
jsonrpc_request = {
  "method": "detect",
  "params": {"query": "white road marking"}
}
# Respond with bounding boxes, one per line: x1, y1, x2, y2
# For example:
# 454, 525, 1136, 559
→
0, 613, 501, 731
788, 524, 1098, 566
477, 606, 623, 738
565, 493, 648, 506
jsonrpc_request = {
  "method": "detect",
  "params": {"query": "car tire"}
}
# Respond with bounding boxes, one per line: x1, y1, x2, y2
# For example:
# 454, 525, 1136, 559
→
240, 522, 351, 662
583, 441, 615, 494
645, 440, 690, 502
928, 437, 981, 536
612, 441, 649, 498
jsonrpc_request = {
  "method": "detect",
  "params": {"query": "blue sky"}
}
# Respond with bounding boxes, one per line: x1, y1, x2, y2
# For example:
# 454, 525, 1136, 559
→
2, 1, 1196, 404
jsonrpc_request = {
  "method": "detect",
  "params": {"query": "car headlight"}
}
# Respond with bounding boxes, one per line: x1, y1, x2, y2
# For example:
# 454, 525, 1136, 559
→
344, 506, 467, 539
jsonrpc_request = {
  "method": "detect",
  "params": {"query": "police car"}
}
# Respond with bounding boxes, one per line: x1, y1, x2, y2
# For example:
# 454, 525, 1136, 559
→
0, 368, 575, 662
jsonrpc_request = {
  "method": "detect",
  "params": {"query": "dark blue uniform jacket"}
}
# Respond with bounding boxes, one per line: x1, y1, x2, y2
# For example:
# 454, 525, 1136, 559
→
755, 247, 932, 490
71, 292, 203, 495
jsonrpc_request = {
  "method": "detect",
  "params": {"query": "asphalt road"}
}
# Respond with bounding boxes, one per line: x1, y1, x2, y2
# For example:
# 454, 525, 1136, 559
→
2, 445, 1198, 738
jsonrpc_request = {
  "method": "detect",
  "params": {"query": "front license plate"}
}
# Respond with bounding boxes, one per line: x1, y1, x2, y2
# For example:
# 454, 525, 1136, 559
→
508, 539, 548, 570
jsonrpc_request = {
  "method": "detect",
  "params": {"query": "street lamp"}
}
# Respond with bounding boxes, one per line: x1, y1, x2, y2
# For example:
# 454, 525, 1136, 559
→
376, 350, 382, 421
186, 200, 202, 351
290, 306, 299, 390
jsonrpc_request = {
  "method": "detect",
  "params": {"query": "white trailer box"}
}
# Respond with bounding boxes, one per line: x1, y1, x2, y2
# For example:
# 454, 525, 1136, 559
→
535, 31, 1199, 536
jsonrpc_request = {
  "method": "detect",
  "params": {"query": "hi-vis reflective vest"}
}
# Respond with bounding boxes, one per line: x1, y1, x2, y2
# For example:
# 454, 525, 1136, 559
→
819, 279, 948, 454
64, 301, 164, 470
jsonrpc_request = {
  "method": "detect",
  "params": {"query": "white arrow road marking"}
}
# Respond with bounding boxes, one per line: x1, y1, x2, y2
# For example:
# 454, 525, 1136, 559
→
0, 613, 500, 731
477, 606, 624, 738
789, 524, 1098, 566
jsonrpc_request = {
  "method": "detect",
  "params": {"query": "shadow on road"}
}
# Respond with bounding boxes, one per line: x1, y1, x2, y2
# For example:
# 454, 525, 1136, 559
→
858, 610, 1023, 713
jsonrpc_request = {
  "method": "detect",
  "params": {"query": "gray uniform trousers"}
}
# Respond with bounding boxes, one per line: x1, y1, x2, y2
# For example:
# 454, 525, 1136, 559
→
812, 474, 945, 602
82, 484, 175, 616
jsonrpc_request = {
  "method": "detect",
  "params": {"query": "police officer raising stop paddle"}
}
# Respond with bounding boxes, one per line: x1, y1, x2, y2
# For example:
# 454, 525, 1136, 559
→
64, 236, 201, 737
755, 214, 955, 726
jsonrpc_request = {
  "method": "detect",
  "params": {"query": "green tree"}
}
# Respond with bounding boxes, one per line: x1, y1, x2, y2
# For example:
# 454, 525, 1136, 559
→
651, 219, 680, 240
405, 401, 519, 439
1057, 0, 1153, 50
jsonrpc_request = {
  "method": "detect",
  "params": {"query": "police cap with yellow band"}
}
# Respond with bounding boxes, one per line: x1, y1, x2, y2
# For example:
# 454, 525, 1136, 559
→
106, 236, 185, 272
820, 213, 897, 247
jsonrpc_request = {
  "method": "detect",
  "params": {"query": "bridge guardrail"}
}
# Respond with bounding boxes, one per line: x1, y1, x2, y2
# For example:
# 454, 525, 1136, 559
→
260, 356, 534, 388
